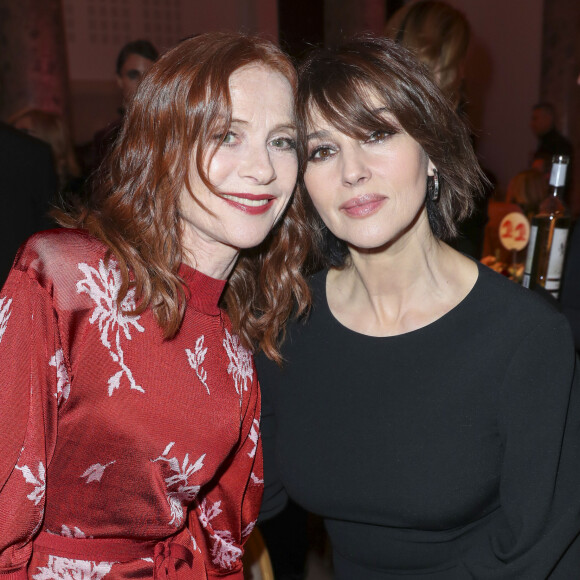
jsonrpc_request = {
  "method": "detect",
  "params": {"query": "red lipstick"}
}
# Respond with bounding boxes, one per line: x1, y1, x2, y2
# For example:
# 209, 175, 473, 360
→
219, 193, 276, 215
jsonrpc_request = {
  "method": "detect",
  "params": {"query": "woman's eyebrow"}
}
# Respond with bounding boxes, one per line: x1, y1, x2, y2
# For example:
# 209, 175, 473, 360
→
307, 130, 329, 141
272, 122, 297, 132
229, 119, 297, 132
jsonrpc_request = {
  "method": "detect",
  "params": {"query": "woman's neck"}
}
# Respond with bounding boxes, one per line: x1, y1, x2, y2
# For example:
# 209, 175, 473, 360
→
327, 231, 477, 337
180, 227, 239, 281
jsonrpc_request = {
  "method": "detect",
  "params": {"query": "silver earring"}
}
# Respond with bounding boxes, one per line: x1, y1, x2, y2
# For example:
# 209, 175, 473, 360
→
430, 169, 440, 202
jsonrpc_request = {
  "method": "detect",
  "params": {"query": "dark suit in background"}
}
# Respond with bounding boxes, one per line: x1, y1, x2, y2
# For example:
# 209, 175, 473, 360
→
0, 122, 57, 286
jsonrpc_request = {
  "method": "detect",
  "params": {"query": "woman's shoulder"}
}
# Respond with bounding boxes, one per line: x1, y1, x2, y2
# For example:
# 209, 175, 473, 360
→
475, 260, 566, 330
12, 228, 109, 288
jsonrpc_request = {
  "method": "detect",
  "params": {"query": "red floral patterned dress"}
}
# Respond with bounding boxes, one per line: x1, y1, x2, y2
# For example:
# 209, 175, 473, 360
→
0, 228, 262, 579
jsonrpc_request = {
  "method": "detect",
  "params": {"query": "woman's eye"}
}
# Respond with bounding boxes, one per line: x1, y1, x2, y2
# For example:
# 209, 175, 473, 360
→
270, 136, 296, 150
366, 130, 393, 143
221, 131, 237, 145
308, 145, 335, 162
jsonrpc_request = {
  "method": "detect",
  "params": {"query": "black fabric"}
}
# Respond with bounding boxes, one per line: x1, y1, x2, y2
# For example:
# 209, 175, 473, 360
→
257, 261, 580, 578
561, 223, 580, 353
0, 123, 57, 286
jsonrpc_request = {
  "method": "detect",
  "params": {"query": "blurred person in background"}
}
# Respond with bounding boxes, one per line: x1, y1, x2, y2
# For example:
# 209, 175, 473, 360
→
386, 0, 489, 260
530, 102, 573, 208
0, 122, 57, 286
530, 150, 552, 184
9, 107, 83, 199
82, 39, 159, 174
385, 0, 469, 110
505, 168, 547, 220
531, 102, 573, 161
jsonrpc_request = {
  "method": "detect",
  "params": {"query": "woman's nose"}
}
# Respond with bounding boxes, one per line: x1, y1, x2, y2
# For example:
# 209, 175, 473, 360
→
238, 144, 276, 185
341, 147, 371, 186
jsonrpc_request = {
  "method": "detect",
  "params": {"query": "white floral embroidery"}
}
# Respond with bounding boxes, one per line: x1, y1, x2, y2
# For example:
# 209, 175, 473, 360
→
50, 349, 71, 405
60, 525, 87, 538
151, 442, 205, 527
190, 530, 202, 555
248, 418, 259, 459
77, 260, 145, 396
15, 461, 45, 505
223, 329, 253, 396
80, 461, 116, 484
0, 296, 12, 343
186, 335, 209, 394
198, 498, 243, 569
32, 556, 114, 579
242, 520, 256, 539
250, 472, 264, 485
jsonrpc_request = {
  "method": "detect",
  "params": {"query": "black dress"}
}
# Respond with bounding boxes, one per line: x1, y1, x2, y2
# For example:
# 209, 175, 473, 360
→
257, 261, 580, 579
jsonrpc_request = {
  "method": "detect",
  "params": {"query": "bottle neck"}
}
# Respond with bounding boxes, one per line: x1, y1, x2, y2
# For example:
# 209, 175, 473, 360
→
549, 184, 565, 199
549, 160, 568, 188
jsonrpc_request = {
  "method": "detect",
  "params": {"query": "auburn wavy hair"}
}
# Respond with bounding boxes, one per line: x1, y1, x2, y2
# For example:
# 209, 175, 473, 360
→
56, 32, 315, 363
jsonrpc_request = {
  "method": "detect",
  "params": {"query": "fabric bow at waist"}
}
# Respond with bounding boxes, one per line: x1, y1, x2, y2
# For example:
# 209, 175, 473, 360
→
154, 539, 193, 580
33, 529, 197, 579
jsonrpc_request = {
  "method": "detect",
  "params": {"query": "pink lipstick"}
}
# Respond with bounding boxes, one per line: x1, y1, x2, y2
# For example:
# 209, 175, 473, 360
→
339, 194, 386, 218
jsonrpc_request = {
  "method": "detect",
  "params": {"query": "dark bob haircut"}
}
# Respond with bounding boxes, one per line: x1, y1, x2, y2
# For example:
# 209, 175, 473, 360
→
116, 39, 159, 75
296, 35, 487, 266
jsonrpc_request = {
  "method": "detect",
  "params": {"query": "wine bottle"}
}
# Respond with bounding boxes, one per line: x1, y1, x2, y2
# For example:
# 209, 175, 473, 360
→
522, 154, 571, 298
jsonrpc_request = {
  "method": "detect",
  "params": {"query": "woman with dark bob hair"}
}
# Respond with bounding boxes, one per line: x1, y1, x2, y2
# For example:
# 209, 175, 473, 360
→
0, 33, 313, 578
257, 36, 580, 578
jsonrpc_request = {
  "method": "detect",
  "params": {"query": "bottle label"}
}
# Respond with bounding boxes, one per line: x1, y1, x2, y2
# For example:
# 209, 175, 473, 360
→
545, 227, 569, 293
522, 225, 538, 288
550, 162, 568, 187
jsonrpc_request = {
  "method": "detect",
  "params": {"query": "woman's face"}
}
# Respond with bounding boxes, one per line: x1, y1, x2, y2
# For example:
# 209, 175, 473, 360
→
303, 103, 435, 253
180, 64, 297, 271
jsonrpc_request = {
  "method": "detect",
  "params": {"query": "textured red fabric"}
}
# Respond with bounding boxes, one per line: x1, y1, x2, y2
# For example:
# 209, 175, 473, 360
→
0, 229, 263, 578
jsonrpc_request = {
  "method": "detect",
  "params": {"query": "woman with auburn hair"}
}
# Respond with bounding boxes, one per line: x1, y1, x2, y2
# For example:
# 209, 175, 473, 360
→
257, 36, 580, 578
0, 32, 312, 578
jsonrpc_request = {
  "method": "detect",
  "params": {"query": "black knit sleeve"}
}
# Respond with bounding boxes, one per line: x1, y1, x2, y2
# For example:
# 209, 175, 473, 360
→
459, 313, 580, 578
255, 352, 288, 522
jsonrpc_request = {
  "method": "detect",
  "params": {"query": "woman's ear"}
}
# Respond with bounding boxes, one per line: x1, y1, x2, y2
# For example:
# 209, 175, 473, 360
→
427, 159, 437, 177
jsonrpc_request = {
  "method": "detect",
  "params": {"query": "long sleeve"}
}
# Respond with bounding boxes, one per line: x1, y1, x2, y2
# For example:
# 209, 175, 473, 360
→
0, 266, 62, 576
192, 359, 264, 578
458, 314, 580, 579
255, 353, 288, 522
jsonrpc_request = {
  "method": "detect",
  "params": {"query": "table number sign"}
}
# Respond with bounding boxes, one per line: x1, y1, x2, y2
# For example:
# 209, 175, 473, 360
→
499, 212, 530, 251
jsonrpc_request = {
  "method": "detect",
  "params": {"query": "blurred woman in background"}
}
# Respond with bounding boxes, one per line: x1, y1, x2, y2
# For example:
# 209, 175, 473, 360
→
385, 0, 470, 110
505, 168, 548, 219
